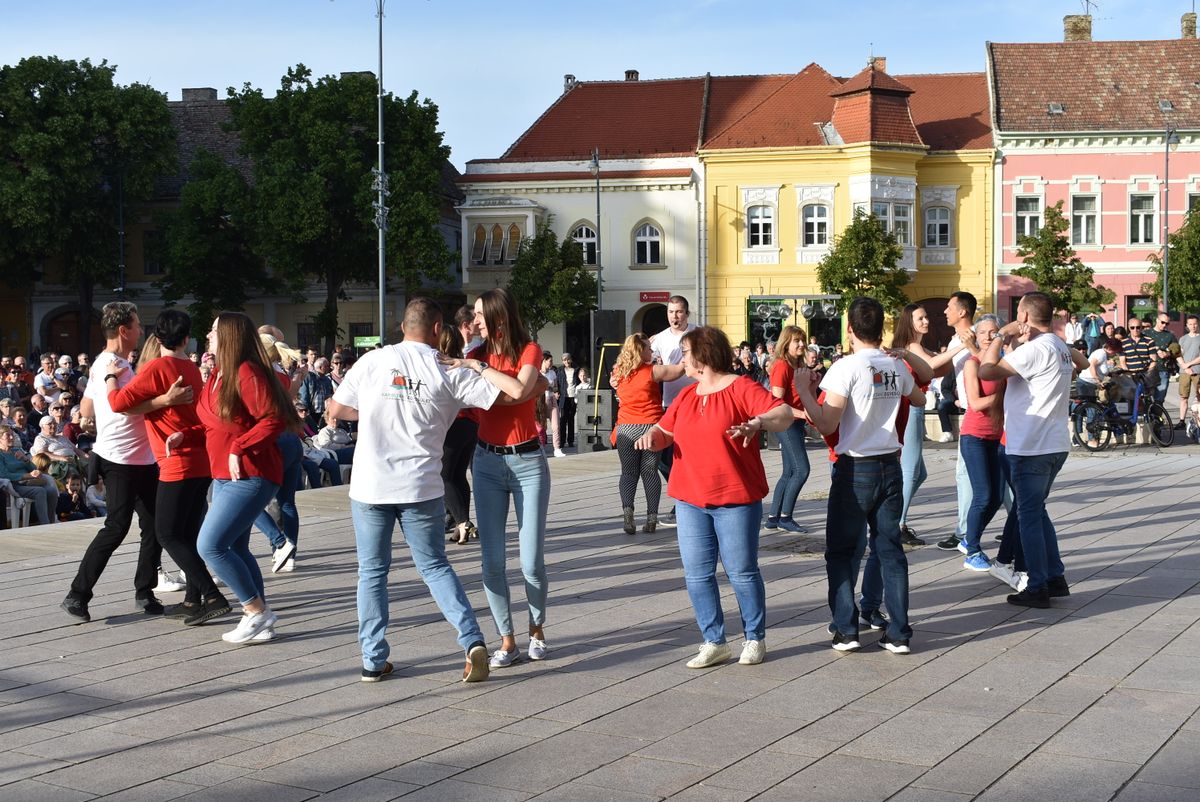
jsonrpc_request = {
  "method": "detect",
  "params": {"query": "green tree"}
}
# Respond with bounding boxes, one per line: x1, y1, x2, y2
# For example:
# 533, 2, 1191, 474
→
1013, 200, 1114, 314
0, 56, 176, 353
226, 65, 452, 353
155, 149, 268, 337
816, 208, 910, 315
1142, 207, 1200, 315
506, 221, 598, 339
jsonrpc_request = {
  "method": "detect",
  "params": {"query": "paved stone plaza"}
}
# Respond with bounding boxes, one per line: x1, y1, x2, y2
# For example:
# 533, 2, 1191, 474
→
2, 442, 1200, 801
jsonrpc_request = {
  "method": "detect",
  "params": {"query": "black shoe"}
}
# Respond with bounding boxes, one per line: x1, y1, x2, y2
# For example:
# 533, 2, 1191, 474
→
361, 662, 394, 682
184, 595, 232, 626
900, 526, 925, 547
1047, 576, 1071, 598
1007, 587, 1051, 609
936, 534, 962, 551
830, 631, 861, 652
164, 601, 200, 620
135, 595, 164, 615
61, 596, 90, 624
860, 609, 888, 631
878, 634, 911, 654
1174, 420, 1187, 430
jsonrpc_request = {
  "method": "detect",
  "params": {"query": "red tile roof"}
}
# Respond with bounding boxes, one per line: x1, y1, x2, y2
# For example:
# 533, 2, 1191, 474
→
701, 65, 843, 149
989, 39, 1200, 132
831, 67, 915, 97
458, 168, 694, 184
830, 65, 922, 146
901, 73, 993, 150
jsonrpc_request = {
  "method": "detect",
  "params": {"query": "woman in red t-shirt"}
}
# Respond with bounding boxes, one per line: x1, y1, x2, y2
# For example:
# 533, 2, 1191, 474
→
108, 309, 228, 626
471, 288, 552, 669
610, 333, 684, 535
959, 314, 1006, 567
765, 326, 814, 533
635, 327, 792, 669
192, 312, 299, 644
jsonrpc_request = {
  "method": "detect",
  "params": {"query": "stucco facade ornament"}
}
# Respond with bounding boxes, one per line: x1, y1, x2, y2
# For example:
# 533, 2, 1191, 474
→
920, 185, 959, 208
741, 186, 781, 206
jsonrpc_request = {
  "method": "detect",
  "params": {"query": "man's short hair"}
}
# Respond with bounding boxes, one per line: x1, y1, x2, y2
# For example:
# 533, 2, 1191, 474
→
100, 302, 139, 339
403, 297, 443, 333
1020, 292, 1053, 325
847, 297, 885, 344
453, 304, 474, 328
949, 291, 977, 320
1188, 314, 1199, 324
667, 295, 690, 312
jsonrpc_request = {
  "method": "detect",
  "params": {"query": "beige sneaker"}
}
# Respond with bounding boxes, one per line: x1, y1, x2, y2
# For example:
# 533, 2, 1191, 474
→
738, 639, 766, 665
686, 641, 732, 669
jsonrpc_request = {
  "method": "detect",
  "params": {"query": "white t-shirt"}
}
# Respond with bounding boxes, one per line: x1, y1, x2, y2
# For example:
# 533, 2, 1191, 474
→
651, 324, 697, 406
85, 352, 155, 465
332, 340, 499, 505
820, 348, 915, 457
1078, 348, 1111, 385
1002, 333, 1074, 456
34, 371, 62, 404
948, 333, 971, 410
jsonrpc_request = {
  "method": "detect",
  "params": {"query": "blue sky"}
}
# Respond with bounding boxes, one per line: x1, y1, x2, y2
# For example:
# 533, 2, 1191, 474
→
1, 0, 1188, 169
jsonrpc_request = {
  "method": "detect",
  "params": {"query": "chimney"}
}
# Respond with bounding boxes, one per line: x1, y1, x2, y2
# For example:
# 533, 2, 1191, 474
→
868, 56, 887, 72
564, 74, 577, 92
625, 69, 639, 81
1184, 12, 1197, 39
181, 87, 217, 102
1064, 14, 1092, 42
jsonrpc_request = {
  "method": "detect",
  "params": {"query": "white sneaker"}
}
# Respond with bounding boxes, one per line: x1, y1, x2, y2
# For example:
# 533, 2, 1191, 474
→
990, 561, 1018, 589
738, 640, 766, 665
528, 637, 548, 660
488, 648, 521, 668
251, 627, 276, 642
155, 569, 185, 593
1015, 572, 1029, 592
221, 609, 278, 644
938, 433, 954, 443
271, 541, 296, 574
686, 642, 732, 669
553, 448, 566, 458
279, 557, 295, 573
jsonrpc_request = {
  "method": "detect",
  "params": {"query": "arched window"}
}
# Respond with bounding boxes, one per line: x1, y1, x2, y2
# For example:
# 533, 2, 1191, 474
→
470, 225, 487, 264
747, 205, 774, 247
802, 204, 829, 246
634, 222, 662, 265
572, 224, 597, 265
925, 206, 951, 247
487, 224, 505, 264
506, 224, 521, 263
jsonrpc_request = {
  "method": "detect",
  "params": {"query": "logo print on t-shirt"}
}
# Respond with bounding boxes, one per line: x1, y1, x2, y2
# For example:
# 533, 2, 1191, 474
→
384, 370, 427, 402
869, 367, 899, 392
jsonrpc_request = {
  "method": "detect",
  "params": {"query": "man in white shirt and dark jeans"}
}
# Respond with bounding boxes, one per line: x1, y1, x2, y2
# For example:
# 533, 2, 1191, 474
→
650, 295, 697, 524
979, 292, 1074, 608
328, 298, 544, 683
794, 297, 926, 655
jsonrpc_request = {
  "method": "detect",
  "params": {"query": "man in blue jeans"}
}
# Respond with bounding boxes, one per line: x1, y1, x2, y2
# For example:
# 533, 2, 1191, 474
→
979, 292, 1078, 608
795, 297, 926, 654
327, 298, 543, 683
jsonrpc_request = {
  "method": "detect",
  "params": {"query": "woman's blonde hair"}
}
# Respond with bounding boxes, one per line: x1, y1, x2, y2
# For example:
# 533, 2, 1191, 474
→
772, 326, 807, 368
137, 335, 162, 371
612, 333, 650, 386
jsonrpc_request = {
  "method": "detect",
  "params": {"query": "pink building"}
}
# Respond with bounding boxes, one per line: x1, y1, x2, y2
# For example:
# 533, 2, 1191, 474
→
989, 13, 1200, 331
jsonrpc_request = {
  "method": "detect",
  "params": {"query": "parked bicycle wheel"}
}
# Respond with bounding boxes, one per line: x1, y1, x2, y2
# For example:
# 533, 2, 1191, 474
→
1071, 400, 1111, 452
1146, 403, 1174, 447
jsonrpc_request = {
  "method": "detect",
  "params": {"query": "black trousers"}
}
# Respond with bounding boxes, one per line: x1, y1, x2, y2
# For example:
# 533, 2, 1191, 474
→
68, 457, 160, 603
562, 398, 577, 446
157, 476, 216, 604
441, 416, 478, 525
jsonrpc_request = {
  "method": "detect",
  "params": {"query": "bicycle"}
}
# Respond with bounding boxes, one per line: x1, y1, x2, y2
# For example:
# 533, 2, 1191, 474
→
1071, 370, 1174, 451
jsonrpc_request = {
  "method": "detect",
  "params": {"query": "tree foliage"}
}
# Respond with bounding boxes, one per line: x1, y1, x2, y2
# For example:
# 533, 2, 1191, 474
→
155, 149, 268, 337
506, 220, 598, 339
225, 65, 452, 353
1142, 208, 1200, 315
816, 208, 910, 315
1013, 200, 1114, 314
0, 56, 176, 352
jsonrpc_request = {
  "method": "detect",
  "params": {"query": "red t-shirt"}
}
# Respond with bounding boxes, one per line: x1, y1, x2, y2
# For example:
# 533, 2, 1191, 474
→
960, 356, 1003, 440
658, 376, 784, 506
614, 364, 663, 425
476, 341, 542, 446
197, 363, 285, 484
109, 355, 209, 482
769, 359, 800, 409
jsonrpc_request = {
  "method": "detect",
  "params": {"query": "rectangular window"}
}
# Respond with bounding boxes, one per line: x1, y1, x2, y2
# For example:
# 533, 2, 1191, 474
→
1130, 194, 1155, 244
296, 323, 318, 350
348, 322, 373, 342
747, 205, 774, 247
1072, 195, 1097, 245
1015, 196, 1041, 239
924, 207, 951, 247
802, 204, 829, 246
892, 204, 911, 246
1189, 193, 1200, 212
142, 230, 165, 276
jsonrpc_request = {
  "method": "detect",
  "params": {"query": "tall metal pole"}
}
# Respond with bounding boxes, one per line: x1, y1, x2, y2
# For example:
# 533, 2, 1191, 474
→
116, 172, 126, 298
1163, 125, 1172, 316
593, 148, 602, 311
374, 1, 388, 346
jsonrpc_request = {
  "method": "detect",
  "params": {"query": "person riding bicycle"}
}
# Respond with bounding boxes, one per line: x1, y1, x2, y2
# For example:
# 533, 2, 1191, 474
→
1078, 338, 1121, 400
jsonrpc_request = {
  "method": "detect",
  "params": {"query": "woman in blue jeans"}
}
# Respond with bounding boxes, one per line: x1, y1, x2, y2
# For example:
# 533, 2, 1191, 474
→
636, 326, 792, 669
959, 315, 1006, 570
764, 326, 812, 532
471, 289, 553, 669
191, 312, 299, 644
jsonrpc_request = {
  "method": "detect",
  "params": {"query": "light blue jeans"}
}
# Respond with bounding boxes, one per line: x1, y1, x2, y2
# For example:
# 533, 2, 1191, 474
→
675, 500, 766, 643
899, 407, 928, 526
473, 446, 550, 637
768, 419, 810, 519
352, 497, 484, 672
198, 477, 279, 605
955, 440, 972, 537
255, 432, 302, 550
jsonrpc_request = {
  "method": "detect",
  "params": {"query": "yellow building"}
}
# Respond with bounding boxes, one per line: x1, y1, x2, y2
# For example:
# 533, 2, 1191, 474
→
700, 61, 994, 347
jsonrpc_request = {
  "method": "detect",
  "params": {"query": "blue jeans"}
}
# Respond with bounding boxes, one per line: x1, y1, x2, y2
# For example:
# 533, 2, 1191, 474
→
674, 500, 766, 643
827, 456, 910, 642
960, 435, 1003, 555
301, 455, 342, 488
473, 446, 550, 637
1007, 451, 1068, 592
899, 407, 927, 526
769, 420, 810, 518
955, 441, 972, 536
352, 497, 484, 671
1156, 369, 1169, 405
198, 477, 279, 605
996, 444, 1025, 569
255, 432, 301, 550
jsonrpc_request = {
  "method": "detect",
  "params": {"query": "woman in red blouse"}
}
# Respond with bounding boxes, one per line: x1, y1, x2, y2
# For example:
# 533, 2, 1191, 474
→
471, 288, 552, 669
636, 326, 792, 668
190, 312, 299, 644
610, 333, 684, 534
765, 326, 814, 533
108, 309, 228, 626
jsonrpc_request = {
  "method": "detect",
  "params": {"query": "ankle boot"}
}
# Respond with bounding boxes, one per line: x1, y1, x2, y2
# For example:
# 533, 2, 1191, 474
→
643, 513, 658, 534
622, 507, 636, 535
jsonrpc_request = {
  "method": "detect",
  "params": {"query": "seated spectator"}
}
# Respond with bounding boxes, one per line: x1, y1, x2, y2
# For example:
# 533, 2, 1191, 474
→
56, 473, 97, 521
312, 406, 354, 464
0, 398, 13, 426
28, 393, 48, 430
32, 415, 87, 481
0, 425, 58, 525
10, 408, 31, 450
86, 475, 107, 517
0, 369, 25, 405
803, 344, 826, 381
296, 402, 342, 489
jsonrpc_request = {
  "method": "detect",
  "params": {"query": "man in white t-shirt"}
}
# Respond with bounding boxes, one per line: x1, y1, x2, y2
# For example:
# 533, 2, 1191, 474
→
979, 292, 1076, 609
936, 291, 979, 553
328, 297, 542, 684
794, 297, 925, 655
649, 295, 697, 522
61, 302, 192, 624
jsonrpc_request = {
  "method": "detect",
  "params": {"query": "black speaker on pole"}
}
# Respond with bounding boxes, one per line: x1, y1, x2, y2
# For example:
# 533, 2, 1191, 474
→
589, 309, 626, 391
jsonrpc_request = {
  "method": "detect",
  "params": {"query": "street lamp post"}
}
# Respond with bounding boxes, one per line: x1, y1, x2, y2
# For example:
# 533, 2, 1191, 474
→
588, 148, 602, 310
1160, 100, 1180, 317
116, 172, 126, 298
372, 0, 389, 346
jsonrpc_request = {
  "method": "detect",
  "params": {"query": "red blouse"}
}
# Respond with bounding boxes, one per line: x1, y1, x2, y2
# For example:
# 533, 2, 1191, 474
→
109, 356, 209, 482
476, 341, 542, 446
196, 363, 285, 484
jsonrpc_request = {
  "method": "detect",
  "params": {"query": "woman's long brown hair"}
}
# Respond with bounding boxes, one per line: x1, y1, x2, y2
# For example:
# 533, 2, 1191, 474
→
478, 288, 531, 366
772, 326, 807, 369
213, 312, 300, 429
